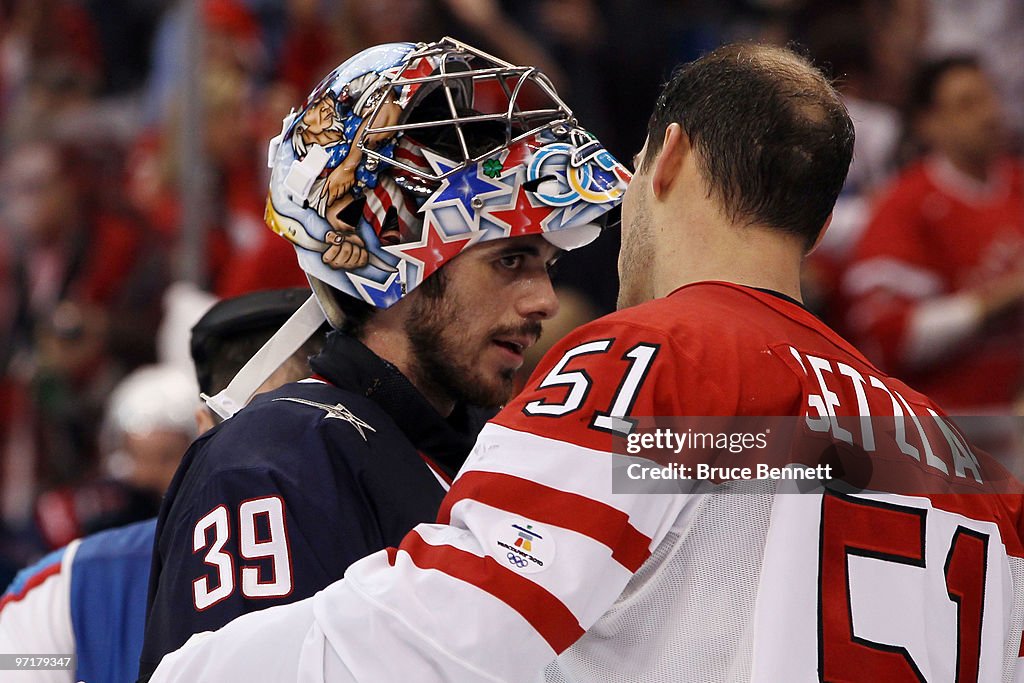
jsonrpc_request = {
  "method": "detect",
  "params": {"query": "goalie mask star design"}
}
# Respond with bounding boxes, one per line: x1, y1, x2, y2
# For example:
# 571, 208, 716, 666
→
205, 37, 629, 420
264, 36, 630, 321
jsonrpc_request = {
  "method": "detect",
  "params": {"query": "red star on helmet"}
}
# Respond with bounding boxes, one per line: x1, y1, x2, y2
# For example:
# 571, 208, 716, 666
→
485, 183, 555, 238
386, 215, 478, 280
400, 56, 436, 81
501, 137, 536, 172
387, 56, 438, 103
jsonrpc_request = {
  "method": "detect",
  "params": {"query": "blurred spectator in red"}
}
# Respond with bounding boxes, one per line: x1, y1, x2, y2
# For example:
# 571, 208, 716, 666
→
195, 61, 305, 295
799, 5, 903, 328
842, 56, 1024, 413
0, 139, 160, 488
130, 0, 306, 296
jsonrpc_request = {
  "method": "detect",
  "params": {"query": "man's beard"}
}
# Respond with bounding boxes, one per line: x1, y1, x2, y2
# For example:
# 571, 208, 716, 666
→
405, 292, 541, 409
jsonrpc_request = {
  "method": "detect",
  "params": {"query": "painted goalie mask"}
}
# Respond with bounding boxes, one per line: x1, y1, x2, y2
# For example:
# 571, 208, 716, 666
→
265, 37, 630, 323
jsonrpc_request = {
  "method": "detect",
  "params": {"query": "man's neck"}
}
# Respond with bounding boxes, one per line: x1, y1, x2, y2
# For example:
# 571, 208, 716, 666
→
406, 377, 456, 418
652, 218, 805, 302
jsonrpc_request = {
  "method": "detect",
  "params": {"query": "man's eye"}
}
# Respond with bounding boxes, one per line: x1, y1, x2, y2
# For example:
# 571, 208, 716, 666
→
498, 254, 523, 269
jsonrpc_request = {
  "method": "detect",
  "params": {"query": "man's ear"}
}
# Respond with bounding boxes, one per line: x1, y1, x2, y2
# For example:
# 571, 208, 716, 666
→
195, 405, 217, 434
652, 123, 689, 198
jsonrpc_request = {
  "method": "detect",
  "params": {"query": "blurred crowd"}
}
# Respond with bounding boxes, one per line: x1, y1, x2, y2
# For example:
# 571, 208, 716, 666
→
0, 0, 1021, 587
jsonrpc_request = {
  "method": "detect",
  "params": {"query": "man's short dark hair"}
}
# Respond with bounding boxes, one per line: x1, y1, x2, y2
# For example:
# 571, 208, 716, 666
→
907, 54, 982, 119
642, 42, 855, 250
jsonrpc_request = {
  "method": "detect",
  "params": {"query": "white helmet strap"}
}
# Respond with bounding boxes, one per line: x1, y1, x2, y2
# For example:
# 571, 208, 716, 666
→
202, 293, 326, 420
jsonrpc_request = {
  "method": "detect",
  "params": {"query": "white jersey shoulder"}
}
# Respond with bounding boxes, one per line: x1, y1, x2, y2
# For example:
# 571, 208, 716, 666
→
0, 540, 80, 683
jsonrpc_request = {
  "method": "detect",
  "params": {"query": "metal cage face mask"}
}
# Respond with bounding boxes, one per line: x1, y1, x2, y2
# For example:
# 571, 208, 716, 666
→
265, 37, 630, 314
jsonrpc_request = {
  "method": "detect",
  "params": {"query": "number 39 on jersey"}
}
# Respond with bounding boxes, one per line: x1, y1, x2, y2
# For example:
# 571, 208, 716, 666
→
192, 496, 294, 610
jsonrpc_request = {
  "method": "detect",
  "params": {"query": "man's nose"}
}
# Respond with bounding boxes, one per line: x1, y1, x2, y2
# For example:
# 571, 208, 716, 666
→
517, 274, 560, 321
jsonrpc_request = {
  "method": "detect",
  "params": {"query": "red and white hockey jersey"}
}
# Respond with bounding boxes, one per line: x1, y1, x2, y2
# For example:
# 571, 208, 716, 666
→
151, 282, 1024, 683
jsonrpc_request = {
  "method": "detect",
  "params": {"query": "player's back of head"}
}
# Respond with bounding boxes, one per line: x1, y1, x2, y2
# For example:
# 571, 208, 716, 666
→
643, 43, 855, 250
191, 288, 328, 430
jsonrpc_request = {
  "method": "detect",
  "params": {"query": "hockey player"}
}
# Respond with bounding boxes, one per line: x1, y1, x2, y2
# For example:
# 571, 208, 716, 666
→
149, 42, 1024, 683
137, 37, 627, 679
0, 287, 322, 683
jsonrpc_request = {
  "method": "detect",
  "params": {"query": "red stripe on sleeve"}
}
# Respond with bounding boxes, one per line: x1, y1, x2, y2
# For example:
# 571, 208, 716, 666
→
439, 471, 652, 572
399, 530, 584, 653
0, 561, 62, 614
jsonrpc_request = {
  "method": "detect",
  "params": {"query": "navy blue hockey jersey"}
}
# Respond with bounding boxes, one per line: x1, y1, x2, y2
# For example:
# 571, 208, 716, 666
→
138, 333, 489, 679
